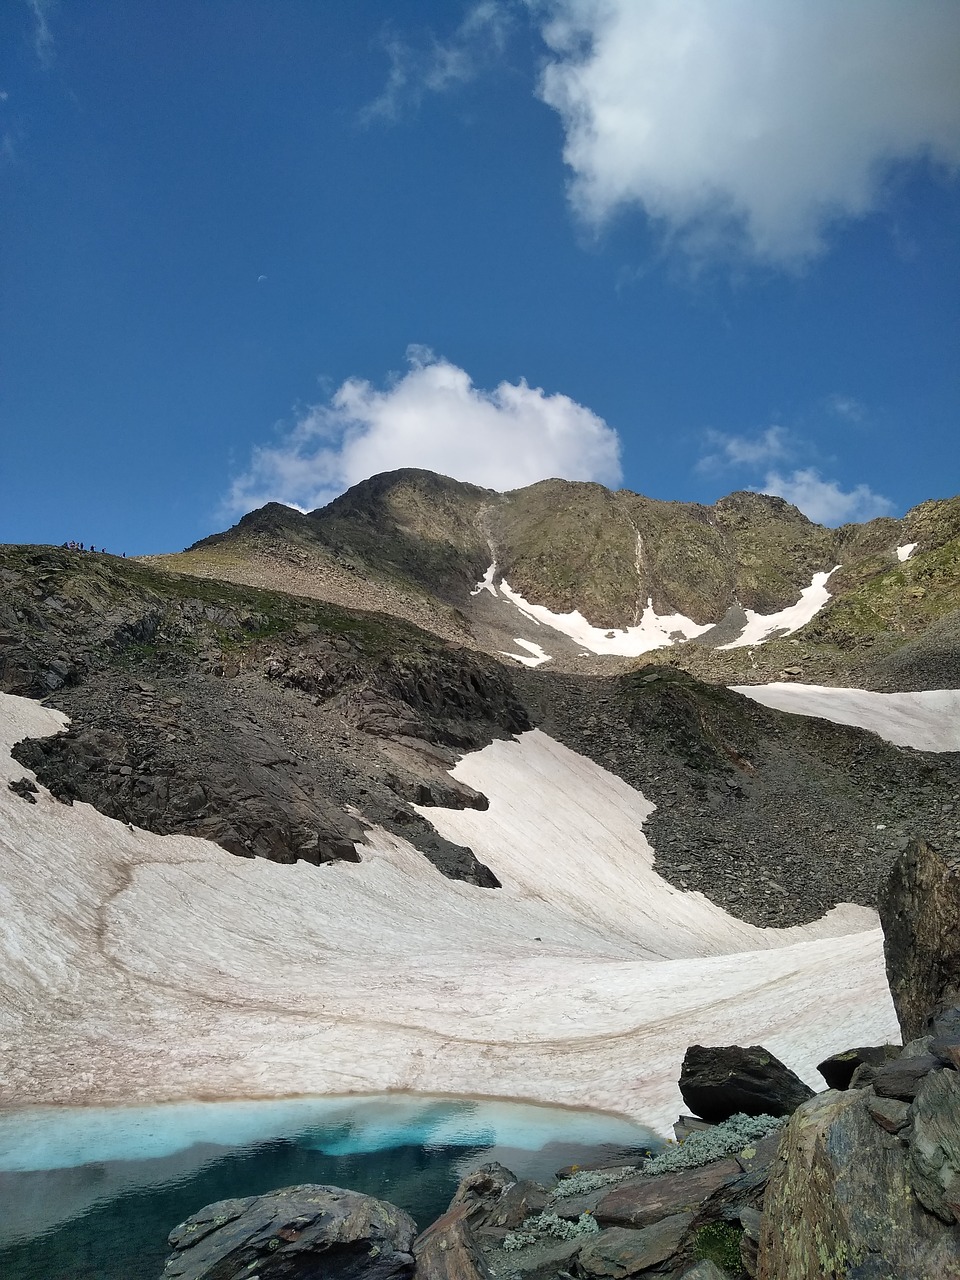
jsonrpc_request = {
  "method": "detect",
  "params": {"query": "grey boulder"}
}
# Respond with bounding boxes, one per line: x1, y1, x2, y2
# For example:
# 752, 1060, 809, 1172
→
162, 1184, 417, 1280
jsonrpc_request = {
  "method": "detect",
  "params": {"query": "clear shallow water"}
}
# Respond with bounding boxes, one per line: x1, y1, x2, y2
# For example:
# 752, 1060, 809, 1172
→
0, 1094, 658, 1280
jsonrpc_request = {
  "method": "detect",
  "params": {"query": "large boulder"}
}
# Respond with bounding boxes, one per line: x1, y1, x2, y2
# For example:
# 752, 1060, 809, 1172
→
590, 1159, 741, 1228
161, 1184, 417, 1280
757, 1087, 960, 1279
879, 837, 960, 1042
577, 1216, 693, 1278
447, 1162, 548, 1232
679, 1045, 814, 1123
816, 1044, 899, 1091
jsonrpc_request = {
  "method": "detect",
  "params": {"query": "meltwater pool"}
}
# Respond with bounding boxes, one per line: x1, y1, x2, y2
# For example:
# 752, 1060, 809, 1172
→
0, 1093, 658, 1279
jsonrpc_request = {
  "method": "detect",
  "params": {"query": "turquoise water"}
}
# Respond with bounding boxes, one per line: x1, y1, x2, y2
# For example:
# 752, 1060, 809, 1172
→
0, 1095, 657, 1279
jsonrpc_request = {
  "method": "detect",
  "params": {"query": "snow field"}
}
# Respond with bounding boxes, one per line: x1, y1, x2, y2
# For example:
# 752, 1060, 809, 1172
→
0, 693, 897, 1135
731, 683, 960, 752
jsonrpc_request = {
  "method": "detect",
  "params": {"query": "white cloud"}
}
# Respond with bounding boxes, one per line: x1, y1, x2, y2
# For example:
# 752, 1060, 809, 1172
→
534, 0, 960, 263
758, 468, 893, 525
226, 348, 622, 515
26, 0, 55, 67
825, 394, 867, 424
363, 2, 511, 123
697, 425, 791, 473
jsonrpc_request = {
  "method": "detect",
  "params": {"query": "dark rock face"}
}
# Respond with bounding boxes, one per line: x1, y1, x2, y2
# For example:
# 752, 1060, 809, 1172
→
161, 1184, 417, 1280
910, 1067, 960, 1224
880, 837, 960, 1042
816, 1044, 899, 1091
872, 1053, 943, 1101
679, 1045, 814, 1123
757, 1073, 960, 1278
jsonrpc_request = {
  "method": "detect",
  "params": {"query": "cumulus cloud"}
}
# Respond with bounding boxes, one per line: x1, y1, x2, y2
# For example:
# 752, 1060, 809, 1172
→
226, 348, 622, 515
363, 2, 511, 123
534, 0, 960, 263
758, 468, 893, 525
697, 425, 791, 473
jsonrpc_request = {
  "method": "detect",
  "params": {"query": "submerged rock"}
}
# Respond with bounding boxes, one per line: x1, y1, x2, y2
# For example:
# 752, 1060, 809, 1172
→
161, 1184, 417, 1280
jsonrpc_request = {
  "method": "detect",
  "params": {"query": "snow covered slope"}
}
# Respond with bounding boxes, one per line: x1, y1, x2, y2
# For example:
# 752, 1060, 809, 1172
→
731, 684, 960, 752
0, 693, 897, 1134
477, 564, 840, 658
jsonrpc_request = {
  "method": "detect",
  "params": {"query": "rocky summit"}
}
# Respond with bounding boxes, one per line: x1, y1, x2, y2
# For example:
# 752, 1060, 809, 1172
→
2, 468, 960, 1277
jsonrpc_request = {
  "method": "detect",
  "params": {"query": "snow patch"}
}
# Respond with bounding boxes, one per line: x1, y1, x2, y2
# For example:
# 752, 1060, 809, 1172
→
471, 562, 499, 597
500, 639, 552, 668
497, 582, 712, 657
731, 683, 960, 752
474, 563, 841, 656
896, 542, 918, 562
718, 568, 840, 650
0, 693, 896, 1134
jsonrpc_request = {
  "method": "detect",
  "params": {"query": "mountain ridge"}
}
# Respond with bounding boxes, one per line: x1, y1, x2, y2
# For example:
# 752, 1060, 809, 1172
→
165, 469, 960, 689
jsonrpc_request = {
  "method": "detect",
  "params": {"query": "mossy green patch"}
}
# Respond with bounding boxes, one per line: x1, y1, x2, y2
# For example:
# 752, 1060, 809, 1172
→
694, 1220, 743, 1270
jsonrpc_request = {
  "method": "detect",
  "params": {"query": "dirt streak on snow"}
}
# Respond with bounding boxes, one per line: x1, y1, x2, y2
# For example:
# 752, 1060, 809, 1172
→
731, 683, 960, 752
0, 694, 896, 1134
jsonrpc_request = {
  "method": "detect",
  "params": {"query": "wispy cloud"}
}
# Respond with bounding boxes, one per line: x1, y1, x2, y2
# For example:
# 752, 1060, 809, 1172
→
696, 425, 791, 474
533, 0, 960, 266
758, 468, 893, 525
26, 0, 55, 67
226, 347, 622, 515
825, 394, 867, 424
362, 2, 510, 124
694, 419, 892, 524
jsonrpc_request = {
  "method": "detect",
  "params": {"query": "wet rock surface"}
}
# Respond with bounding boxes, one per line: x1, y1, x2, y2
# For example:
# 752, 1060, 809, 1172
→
162, 1184, 417, 1280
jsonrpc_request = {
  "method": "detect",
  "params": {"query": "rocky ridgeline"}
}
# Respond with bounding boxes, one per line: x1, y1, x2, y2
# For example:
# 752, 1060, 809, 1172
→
160, 840, 960, 1280
1, 544, 526, 884
178, 470, 960, 666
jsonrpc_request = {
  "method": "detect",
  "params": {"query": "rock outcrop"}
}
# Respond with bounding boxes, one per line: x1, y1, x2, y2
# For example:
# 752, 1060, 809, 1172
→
162, 1184, 417, 1280
756, 1059, 960, 1278
756, 839, 960, 1278
880, 836, 960, 1042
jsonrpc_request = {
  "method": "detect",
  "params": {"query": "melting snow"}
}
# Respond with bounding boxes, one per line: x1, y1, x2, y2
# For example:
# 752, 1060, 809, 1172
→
731, 683, 960, 752
500, 639, 552, 668
897, 543, 918, 562
0, 693, 896, 1134
718, 568, 840, 650
473, 563, 841, 656
470, 562, 498, 597
497, 581, 712, 657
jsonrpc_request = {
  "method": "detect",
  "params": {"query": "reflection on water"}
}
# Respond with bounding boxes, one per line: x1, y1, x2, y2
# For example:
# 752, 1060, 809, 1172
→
0, 1095, 657, 1280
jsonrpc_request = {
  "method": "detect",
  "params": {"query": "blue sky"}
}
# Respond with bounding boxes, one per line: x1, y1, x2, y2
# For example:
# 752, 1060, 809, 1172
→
2, 1, 958, 554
